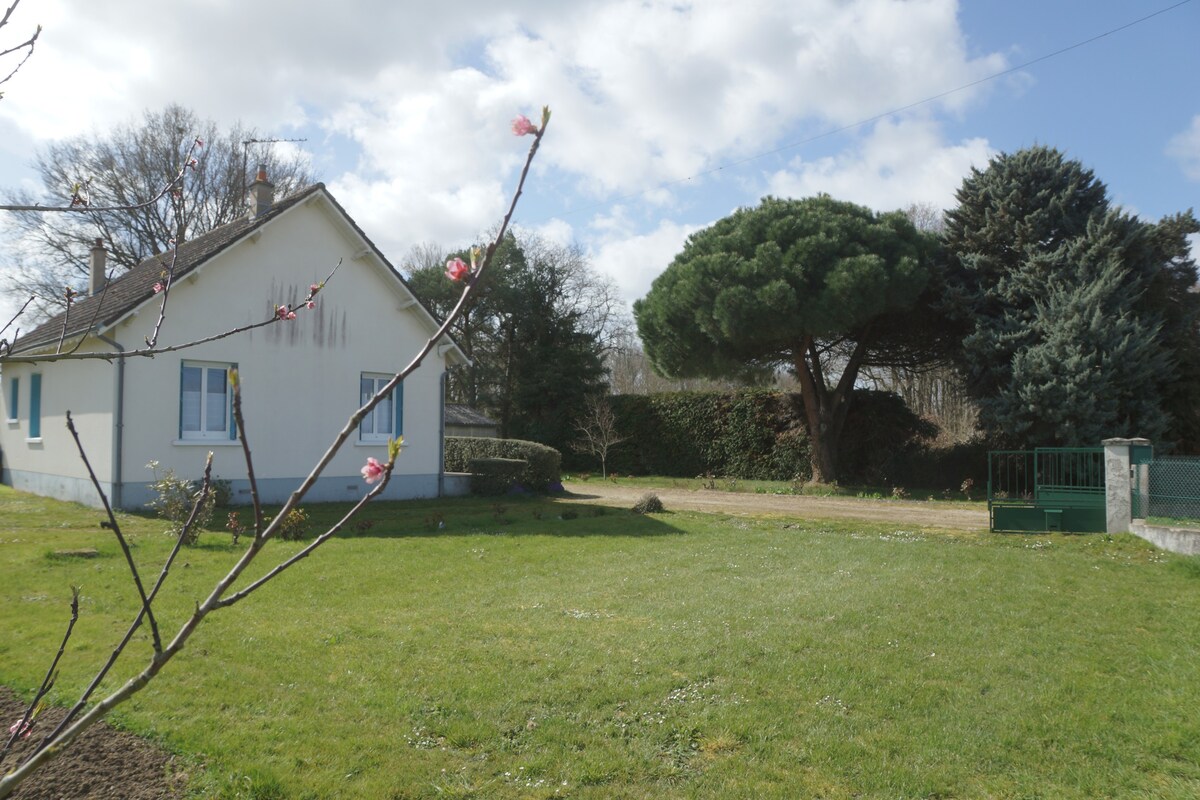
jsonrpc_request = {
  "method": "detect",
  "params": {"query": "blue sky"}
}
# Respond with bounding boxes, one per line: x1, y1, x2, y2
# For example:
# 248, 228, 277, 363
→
1, 0, 1196, 325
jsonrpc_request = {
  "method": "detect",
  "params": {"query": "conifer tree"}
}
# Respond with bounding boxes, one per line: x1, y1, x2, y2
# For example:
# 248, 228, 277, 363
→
634, 195, 936, 484
944, 146, 1199, 447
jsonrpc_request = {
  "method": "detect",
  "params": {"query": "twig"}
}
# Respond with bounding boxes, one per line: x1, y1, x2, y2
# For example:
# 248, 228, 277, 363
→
143, 247, 180, 349
0, 588, 77, 768
64, 412, 161, 651
0, 1, 38, 96
214, 460, 395, 608
0, 137, 203, 213
35, 454, 213, 756
229, 373, 264, 537
2, 260, 344, 365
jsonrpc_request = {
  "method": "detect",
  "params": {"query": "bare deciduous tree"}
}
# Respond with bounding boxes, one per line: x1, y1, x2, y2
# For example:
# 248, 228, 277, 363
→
4, 104, 315, 320
572, 395, 627, 478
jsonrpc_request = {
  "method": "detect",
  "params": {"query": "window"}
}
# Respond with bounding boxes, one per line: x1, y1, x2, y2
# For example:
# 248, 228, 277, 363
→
180, 361, 234, 440
359, 373, 403, 443
6, 376, 17, 421
29, 373, 41, 439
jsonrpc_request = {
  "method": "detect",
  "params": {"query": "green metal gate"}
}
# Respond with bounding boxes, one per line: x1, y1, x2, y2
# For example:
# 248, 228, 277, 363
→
988, 447, 1107, 533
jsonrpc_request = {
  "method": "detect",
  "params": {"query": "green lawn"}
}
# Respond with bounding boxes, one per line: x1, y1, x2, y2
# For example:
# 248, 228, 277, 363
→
2, 485, 1199, 799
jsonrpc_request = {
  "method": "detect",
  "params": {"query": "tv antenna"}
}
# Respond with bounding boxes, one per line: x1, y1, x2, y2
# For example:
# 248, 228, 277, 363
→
241, 137, 308, 198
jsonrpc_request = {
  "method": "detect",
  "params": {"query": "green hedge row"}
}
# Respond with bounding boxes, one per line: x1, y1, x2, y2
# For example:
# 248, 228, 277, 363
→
445, 436, 561, 490
580, 389, 947, 486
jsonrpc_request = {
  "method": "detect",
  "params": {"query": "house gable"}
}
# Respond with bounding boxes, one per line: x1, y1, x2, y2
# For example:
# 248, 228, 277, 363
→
2, 183, 466, 508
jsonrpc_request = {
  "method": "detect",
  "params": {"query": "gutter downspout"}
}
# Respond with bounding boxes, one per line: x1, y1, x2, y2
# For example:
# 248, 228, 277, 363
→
97, 333, 125, 509
438, 370, 447, 497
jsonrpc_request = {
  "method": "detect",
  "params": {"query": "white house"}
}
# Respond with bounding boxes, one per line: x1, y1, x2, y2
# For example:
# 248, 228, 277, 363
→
0, 172, 467, 509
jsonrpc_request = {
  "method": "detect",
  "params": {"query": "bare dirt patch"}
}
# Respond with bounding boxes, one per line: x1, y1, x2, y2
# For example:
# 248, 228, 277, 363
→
559, 482, 988, 530
1, 688, 186, 800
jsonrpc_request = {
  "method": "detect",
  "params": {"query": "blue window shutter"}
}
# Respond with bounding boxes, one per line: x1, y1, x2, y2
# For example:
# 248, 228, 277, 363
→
29, 373, 41, 438
8, 376, 17, 420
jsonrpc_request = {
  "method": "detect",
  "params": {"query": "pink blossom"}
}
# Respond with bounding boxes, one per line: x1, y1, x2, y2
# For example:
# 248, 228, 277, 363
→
9, 718, 32, 740
153, 282, 164, 294
361, 457, 385, 485
511, 114, 537, 136
195, 138, 204, 148
309, 283, 322, 295
306, 300, 316, 310
445, 257, 470, 282
276, 305, 296, 321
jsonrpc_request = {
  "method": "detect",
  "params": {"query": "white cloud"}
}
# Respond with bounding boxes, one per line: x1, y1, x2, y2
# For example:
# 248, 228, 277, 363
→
1167, 116, 1200, 181
587, 218, 701, 307
764, 116, 993, 213
0, 0, 1014, 314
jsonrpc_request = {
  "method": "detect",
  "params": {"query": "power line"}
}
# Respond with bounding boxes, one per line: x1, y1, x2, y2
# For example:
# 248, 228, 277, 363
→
551, 0, 1194, 220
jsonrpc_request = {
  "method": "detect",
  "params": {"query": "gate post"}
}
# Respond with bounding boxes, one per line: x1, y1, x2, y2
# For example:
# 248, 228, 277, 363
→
1102, 438, 1151, 534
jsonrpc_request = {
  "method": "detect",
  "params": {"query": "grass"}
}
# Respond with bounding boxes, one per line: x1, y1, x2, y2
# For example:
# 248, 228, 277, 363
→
1146, 516, 1200, 530
2, 484, 1200, 798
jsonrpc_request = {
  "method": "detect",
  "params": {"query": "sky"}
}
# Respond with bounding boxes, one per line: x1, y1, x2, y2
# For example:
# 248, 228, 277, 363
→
1, 0, 1197, 327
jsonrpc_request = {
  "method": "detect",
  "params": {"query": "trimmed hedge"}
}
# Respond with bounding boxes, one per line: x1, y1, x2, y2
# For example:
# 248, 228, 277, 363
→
468, 457, 528, 496
598, 389, 938, 485
446, 436, 561, 490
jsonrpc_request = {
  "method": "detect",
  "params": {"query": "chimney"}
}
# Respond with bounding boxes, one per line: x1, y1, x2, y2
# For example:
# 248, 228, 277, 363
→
248, 164, 275, 219
89, 238, 107, 296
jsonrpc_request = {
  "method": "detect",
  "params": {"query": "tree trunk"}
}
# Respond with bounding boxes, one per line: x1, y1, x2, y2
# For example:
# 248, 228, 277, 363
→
792, 333, 871, 485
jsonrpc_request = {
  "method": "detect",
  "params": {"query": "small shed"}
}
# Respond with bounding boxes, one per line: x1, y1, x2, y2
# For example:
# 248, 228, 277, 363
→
445, 404, 499, 438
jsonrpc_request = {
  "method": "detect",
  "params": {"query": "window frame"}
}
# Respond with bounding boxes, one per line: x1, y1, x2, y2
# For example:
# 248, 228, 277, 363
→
358, 372, 403, 444
179, 360, 236, 441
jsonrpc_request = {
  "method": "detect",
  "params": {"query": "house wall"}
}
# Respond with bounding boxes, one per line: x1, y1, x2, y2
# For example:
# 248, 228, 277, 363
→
4, 194, 456, 510
0, 347, 118, 507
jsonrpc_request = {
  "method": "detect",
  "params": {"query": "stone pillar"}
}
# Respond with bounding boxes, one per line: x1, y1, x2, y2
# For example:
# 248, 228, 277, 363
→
1102, 438, 1150, 534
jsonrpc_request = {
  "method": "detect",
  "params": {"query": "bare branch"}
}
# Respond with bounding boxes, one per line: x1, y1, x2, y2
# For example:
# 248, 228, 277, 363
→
0, 588, 76, 768
0, 1, 38, 98
64, 412, 161, 652
0, 136, 203, 213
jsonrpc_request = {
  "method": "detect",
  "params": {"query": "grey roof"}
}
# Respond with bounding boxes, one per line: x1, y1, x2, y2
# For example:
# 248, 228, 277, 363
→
445, 404, 497, 427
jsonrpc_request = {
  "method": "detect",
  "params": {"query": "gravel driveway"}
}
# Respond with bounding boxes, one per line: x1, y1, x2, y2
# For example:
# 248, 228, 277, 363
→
557, 481, 989, 531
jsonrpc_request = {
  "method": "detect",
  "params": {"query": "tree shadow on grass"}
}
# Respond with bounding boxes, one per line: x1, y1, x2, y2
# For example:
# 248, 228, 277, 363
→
307, 494, 684, 540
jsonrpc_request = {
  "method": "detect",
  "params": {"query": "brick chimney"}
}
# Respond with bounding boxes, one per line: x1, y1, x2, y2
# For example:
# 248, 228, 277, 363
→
89, 238, 107, 296
248, 164, 275, 219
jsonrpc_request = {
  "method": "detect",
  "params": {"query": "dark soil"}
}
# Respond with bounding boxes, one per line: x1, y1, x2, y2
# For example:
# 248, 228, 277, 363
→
1, 688, 186, 799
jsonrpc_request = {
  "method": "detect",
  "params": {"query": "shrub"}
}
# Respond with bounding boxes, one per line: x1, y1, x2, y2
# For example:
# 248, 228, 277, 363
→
632, 493, 665, 514
226, 508, 311, 542
446, 437, 561, 490
146, 461, 214, 545
468, 457, 528, 496
274, 508, 311, 541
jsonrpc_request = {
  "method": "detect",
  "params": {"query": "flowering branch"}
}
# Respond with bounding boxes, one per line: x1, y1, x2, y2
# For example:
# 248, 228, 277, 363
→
143, 247, 180, 349
0, 109, 551, 798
